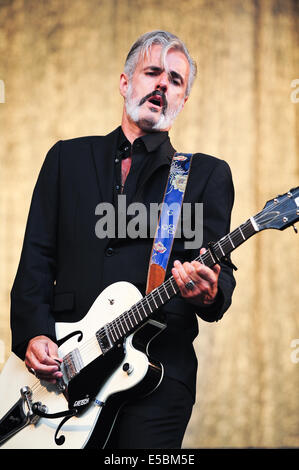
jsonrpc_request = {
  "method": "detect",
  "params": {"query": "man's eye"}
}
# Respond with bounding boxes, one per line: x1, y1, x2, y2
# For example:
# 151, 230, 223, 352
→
169, 74, 182, 86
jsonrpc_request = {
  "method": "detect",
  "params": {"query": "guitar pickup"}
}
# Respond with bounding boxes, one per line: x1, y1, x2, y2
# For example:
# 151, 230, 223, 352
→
96, 326, 113, 354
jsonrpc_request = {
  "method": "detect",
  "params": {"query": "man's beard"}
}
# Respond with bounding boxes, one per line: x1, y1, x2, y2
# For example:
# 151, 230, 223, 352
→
125, 82, 184, 132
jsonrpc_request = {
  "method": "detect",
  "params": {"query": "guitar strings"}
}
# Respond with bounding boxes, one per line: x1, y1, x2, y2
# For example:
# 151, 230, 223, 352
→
68, 220, 249, 362
68, 214, 267, 362
90, 202, 290, 351
61, 214, 267, 358
71, 217, 257, 360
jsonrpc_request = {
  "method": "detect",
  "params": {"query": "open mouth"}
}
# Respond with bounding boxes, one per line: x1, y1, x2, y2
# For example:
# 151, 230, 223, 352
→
139, 91, 167, 111
148, 95, 164, 108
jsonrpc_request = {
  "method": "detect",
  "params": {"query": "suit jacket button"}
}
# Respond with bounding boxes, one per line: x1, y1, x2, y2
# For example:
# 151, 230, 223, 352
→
106, 247, 114, 257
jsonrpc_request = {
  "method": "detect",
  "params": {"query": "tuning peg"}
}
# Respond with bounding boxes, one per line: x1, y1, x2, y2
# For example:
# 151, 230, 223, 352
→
292, 224, 298, 234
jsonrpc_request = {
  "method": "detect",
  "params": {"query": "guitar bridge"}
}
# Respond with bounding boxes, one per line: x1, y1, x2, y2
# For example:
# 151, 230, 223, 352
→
62, 348, 84, 381
0, 386, 47, 446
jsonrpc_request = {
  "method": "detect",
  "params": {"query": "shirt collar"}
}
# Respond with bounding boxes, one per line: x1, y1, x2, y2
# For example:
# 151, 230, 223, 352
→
118, 127, 169, 154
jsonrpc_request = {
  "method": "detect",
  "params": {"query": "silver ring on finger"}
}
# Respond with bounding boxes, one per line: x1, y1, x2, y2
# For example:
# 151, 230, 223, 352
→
185, 280, 195, 291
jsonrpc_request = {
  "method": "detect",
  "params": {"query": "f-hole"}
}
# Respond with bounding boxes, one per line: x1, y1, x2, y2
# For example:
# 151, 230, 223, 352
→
56, 330, 83, 347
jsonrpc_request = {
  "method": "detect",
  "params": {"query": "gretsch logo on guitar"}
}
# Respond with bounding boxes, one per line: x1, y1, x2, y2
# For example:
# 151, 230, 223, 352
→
0, 187, 298, 449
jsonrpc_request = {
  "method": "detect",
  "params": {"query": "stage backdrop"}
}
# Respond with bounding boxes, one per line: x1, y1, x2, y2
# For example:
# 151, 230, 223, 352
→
0, 0, 298, 448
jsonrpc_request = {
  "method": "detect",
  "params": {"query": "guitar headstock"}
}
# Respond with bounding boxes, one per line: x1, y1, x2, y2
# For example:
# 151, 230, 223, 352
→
253, 187, 299, 232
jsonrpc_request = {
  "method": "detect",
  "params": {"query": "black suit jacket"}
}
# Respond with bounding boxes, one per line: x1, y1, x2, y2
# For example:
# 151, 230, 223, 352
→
10, 126, 236, 399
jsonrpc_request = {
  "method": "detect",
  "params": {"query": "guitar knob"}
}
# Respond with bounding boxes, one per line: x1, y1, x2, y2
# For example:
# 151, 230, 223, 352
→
123, 363, 134, 375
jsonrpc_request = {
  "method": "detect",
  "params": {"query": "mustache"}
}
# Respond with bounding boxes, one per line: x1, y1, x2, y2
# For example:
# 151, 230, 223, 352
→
138, 90, 168, 110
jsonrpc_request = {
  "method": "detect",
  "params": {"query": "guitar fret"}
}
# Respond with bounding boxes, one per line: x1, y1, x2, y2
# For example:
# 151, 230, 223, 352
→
115, 319, 123, 335
130, 308, 138, 324
109, 324, 118, 342
206, 251, 216, 267
157, 287, 164, 303
114, 321, 122, 337
120, 318, 128, 334
169, 278, 177, 294
228, 233, 235, 248
151, 292, 158, 309
107, 325, 115, 342
127, 313, 134, 328
163, 283, 170, 299
218, 241, 225, 256
236, 221, 254, 242
145, 296, 153, 313
199, 251, 213, 268
122, 315, 129, 334
231, 230, 241, 246
140, 302, 148, 319
140, 301, 148, 318
225, 237, 233, 250
198, 254, 205, 265
157, 286, 168, 303
135, 304, 144, 321
250, 216, 259, 232
238, 226, 246, 240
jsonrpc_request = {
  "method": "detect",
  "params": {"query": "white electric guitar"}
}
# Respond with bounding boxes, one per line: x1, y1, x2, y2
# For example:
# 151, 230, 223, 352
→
0, 187, 298, 449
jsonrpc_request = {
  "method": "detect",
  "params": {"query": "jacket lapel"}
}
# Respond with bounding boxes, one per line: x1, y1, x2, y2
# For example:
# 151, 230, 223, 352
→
91, 127, 120, 203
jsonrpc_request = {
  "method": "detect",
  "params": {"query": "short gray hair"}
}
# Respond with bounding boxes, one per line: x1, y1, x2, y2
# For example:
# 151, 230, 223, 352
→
124, 30, 197, 96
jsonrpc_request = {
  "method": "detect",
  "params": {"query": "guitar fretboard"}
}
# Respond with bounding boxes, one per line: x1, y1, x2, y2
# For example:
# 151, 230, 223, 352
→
95, 217, 258, 351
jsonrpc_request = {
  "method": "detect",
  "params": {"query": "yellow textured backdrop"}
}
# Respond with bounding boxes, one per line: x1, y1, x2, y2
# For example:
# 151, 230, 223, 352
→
0, 0, 298, 448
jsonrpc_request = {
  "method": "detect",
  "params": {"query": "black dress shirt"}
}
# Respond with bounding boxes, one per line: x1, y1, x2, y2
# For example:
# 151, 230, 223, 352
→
114, 128, 170, 203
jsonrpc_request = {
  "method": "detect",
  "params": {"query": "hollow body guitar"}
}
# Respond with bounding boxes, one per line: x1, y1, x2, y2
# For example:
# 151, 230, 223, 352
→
0, 282, 165, 449
0, 187, 298, 449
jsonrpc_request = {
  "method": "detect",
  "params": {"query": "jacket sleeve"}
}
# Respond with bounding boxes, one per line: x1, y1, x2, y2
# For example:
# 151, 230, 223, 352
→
194, 158, 236, 322
10, 141, 61, 359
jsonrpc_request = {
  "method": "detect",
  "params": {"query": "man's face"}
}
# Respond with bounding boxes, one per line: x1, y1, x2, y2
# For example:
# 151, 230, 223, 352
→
120, 44, 190, 132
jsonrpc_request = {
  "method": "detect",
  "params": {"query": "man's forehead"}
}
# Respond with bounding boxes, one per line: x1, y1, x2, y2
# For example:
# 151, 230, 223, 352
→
137, 44, 189, 74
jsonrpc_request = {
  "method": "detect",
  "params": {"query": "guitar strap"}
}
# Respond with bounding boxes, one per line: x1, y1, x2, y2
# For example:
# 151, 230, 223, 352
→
146, 152, 193, 294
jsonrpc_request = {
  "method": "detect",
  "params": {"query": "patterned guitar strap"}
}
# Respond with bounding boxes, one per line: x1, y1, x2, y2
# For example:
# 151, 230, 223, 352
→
146, 152, 194, 295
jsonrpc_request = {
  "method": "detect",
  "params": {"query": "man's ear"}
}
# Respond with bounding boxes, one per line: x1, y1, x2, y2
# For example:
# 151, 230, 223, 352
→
119, 73, 129, 98
182, 95, 189, 108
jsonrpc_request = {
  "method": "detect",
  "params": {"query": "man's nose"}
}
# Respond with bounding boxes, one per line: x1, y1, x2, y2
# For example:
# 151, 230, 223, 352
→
155, 72, 168, 93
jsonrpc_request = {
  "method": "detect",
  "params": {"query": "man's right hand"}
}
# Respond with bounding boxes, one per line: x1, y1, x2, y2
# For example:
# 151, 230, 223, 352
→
25, 335, 63, 383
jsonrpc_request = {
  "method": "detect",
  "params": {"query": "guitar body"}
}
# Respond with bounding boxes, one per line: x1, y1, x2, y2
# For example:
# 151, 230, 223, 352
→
0, 282, 165, 449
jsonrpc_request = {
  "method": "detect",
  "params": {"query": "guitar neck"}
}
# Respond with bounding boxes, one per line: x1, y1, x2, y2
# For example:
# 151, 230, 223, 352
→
96, 216, 258, 351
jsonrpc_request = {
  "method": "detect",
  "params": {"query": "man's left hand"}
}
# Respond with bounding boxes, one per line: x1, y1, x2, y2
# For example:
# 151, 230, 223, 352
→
171, 248, 220, 307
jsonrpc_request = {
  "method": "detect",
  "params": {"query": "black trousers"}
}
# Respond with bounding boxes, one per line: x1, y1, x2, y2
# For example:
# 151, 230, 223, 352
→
105, 376, 194, 449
